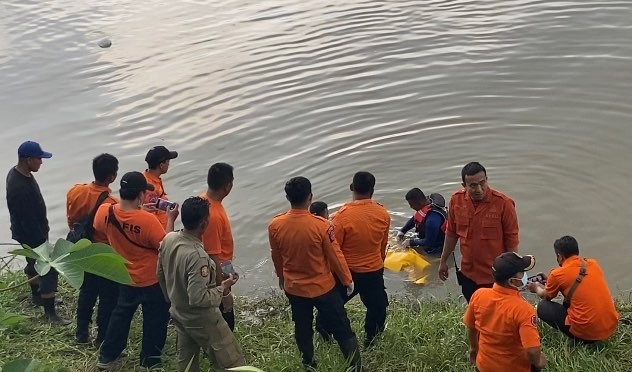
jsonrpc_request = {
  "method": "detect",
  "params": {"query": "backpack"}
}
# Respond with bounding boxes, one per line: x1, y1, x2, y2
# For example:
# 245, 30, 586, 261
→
66, 191, 109, 243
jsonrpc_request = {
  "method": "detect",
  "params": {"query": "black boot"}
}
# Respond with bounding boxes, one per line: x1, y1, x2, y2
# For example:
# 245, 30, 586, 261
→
42, 297, 70, 326
339, 336, 363, 372
29, 283, 42, 306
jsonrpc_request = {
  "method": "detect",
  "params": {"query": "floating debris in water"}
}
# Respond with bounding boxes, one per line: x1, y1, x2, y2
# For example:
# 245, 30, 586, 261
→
98, 38, 112, 48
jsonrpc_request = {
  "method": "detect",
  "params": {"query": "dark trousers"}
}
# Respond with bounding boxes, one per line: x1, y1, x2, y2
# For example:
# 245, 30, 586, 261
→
459, 272, 492, 303
286, 289, 359, 366
76, 273, 119, 343
219, 304, 235, 332
25, 256, 58, 296
317, 269, 389, 345
99, 283, 170, 367
537, 300, 596, 343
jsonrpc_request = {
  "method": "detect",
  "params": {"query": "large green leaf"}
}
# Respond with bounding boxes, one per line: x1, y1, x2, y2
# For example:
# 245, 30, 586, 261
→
0, 312, 27, 330
228, 367, 266, 372
7, 249, 40, 261
1, 359, 39, 372
50, 238, 73, 261
9, 239, 133, 289
69, 238, 93, 252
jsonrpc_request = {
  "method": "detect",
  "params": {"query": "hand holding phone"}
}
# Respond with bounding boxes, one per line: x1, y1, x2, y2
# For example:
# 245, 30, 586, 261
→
528, 273, 546, 284
156, 198, 176, 211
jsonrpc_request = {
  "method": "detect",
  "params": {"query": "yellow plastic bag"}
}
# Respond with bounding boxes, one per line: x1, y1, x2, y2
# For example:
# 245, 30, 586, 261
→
384, 249, 431, 284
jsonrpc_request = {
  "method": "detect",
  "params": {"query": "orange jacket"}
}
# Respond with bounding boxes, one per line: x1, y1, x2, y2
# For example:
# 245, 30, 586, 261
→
446, 188, 519, 284
332, 199, 390, 273
200, 194, 234, 263
66, 183, 118, 244
464, 284, 541, 372
143, 170, 168, 228
94, 204, 166, 287
545, 256, 619, 341
269, 209, 352, 298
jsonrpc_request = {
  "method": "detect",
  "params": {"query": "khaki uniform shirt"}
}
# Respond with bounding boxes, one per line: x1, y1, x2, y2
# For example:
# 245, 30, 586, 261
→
158, 230, 224, 324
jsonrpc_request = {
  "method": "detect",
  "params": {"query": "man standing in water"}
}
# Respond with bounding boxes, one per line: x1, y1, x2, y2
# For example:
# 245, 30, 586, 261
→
438, 162, 519, 302
6, 141, 68, 325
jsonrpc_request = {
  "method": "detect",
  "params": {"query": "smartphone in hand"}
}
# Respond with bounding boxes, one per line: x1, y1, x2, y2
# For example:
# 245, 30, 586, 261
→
155, 198, 176, 211
528, 274, 546, 284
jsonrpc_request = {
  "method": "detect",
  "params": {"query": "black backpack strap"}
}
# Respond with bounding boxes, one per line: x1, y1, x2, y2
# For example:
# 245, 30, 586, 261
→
107, 205, 154, 250
563, 259, 587, 308
89, 191, 110, 220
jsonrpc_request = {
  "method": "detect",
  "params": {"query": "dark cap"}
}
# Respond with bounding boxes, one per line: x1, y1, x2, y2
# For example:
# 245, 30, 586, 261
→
428, 193, 446, 208
18, 141, 52, 159
145, 146, 178, 167
120, 171, 155, 192
492, 252, 536, 281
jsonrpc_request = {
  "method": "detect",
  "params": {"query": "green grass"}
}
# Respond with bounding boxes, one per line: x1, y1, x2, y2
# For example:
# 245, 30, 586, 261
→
1, 271, 631, 372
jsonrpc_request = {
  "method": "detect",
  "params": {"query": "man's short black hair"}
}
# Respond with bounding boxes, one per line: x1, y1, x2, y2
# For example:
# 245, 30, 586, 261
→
93, 153, 119, 183
181, 196, 210, 230
352, 171, 375, 195
461, 162, 487, 183
405, 188, 426, 203
207, 163, 234, 190
554, 235, 580, 258
285, 177, 311, 205
309, 201, 328, 216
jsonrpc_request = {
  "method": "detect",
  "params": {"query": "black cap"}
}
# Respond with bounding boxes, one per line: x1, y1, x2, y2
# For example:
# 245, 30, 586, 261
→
492, 252, 536, 281
145, 146, 178, 167
120, 171, 155, 192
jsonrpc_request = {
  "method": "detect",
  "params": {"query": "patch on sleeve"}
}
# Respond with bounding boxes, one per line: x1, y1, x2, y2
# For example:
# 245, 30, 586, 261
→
531, 315, 538, 327
327, 224, 336, 242
200, 265, 210, 278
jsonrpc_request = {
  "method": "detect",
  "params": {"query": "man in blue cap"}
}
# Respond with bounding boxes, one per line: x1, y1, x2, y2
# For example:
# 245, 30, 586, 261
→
6, 141, 69, 325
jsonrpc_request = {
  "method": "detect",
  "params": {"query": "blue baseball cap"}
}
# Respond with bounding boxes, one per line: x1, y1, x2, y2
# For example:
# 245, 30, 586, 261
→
17, 141, 52, 159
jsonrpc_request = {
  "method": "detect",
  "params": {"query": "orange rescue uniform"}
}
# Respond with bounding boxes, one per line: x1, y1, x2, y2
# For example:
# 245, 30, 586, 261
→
143, 170, 169, 228
446, 188, 519, 284
269, 209, 352, 298
544, 256, 619, 341
331, 199, 390, 273
93, 204, 166, 287
463, 284, 541, 372
66, 183, 119, 244
200, 194, 234, 263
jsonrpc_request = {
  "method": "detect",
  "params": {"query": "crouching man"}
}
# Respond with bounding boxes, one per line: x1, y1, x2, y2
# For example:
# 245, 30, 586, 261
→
158, 196, 246, 372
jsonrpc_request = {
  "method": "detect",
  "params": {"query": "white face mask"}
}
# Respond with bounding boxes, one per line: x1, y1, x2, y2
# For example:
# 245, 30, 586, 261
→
510, 272, 529, 290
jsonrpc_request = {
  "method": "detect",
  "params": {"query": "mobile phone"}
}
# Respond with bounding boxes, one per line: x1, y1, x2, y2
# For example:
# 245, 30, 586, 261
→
528, 274, 545, 283
221, 261, 235, 276
155, 198, 176, 211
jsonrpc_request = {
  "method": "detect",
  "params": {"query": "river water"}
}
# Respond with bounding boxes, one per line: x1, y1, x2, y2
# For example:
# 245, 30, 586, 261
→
1, 0, 631, 297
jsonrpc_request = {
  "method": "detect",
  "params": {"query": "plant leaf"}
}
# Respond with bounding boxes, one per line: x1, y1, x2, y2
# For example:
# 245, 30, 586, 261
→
0, 313, 27, 330
50, 261, 84, 290
1, 358, 39, 372
69, 239, 92, 252
7, 249, 41, 261
69, 254, 133, 285
50, 238, 73, 261
34, 260, 51, 276
228, 367, 266, 372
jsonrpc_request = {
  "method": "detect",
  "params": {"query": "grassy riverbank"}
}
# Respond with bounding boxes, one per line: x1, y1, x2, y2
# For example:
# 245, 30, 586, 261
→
1, 271, 631, 372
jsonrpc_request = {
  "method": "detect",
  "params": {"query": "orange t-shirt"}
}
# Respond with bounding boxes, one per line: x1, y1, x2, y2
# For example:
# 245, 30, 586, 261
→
463, 284, 541, 372
446, 188, 519, 284
269, 209, 352, 298
143, 170, 168, 228
331, 199, 390, 273
199, 194, 234, 263
545, 256, 619, 341
66, 183, 118, 244
93, 203, 166, 287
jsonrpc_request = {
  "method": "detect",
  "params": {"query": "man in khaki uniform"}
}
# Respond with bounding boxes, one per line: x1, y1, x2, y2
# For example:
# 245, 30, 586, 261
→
158, 196, 246, 372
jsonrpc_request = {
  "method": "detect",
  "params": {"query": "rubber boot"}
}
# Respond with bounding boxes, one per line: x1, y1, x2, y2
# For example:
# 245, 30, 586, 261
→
338, 336, 363, 372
